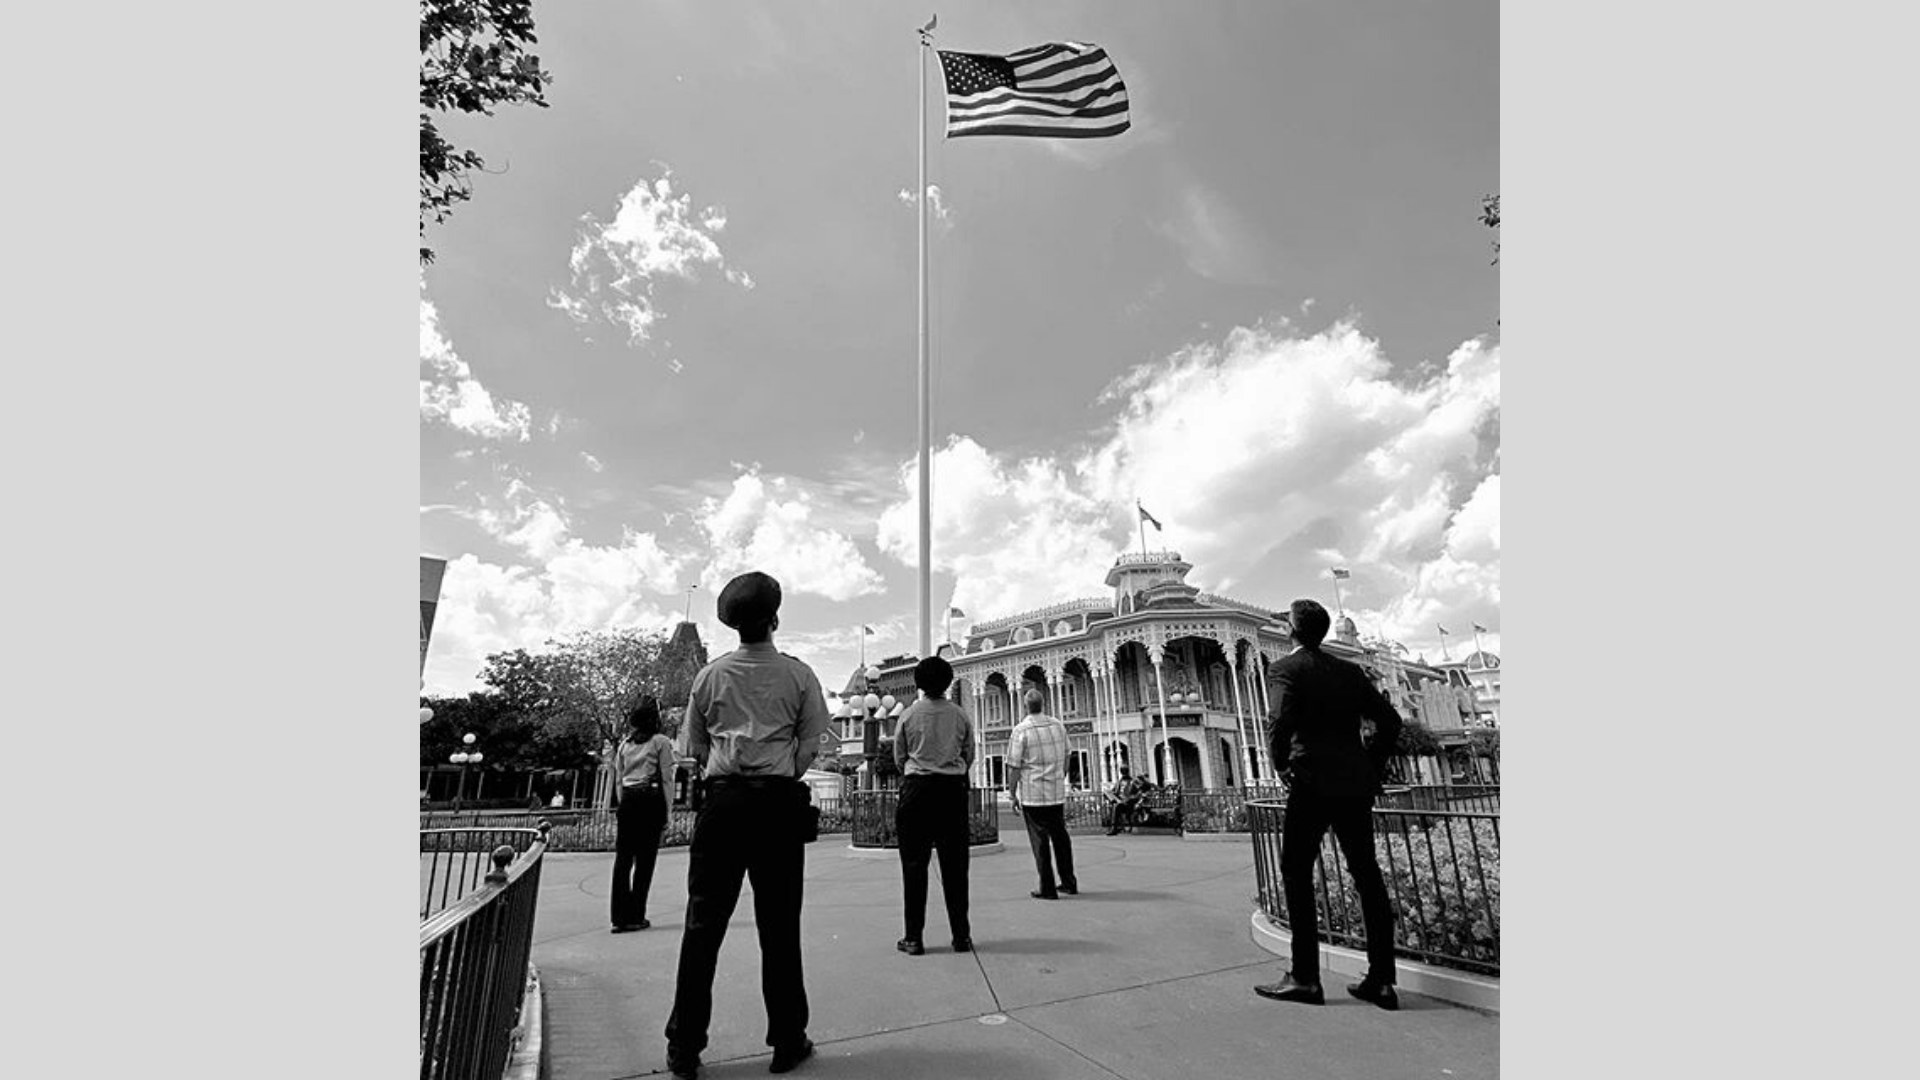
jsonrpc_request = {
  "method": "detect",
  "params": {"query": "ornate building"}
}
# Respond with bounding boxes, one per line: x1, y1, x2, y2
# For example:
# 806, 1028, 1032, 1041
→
839, 550, 1414, 792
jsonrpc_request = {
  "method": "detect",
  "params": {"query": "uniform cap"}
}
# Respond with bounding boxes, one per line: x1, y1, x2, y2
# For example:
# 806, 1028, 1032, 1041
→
716, 571, 782, 629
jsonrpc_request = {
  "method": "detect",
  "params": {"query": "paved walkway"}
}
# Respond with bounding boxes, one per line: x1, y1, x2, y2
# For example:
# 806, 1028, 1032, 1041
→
531, 834, 1497, 1080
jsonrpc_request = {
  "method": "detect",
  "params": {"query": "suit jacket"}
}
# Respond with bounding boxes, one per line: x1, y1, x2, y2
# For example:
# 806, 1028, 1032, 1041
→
1267, 646, 1404, 798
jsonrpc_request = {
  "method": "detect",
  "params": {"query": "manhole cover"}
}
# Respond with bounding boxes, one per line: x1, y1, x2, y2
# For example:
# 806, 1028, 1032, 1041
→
978, 1014, 1009, 1026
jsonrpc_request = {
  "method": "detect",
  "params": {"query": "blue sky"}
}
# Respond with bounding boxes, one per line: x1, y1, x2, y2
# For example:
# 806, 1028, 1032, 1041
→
420, 0, 1500, 696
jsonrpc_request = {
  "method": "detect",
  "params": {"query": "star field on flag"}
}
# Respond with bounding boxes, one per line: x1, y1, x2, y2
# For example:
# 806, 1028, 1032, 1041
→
938, 42, 1130, 139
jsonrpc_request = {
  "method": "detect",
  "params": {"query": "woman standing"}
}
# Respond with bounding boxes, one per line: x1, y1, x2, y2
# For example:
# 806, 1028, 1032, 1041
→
611, 696, 676, 932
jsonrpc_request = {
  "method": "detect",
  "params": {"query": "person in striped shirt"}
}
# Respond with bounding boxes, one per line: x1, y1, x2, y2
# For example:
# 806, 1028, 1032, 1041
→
1004, 689, 1078, 899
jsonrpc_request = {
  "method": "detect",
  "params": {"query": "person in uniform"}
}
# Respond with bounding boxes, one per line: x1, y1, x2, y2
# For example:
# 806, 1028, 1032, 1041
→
890, 654, 975, 956
664, 572, 830, 1079
609, 696, 675, 932
1253, 599, 1405, 1012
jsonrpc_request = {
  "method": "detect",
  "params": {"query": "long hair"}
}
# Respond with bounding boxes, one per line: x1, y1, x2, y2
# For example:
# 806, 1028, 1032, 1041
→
627, 695, 662, 739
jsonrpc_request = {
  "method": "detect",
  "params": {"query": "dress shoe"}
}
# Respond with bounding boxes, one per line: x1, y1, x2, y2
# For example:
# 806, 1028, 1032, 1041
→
896, 938, 925, 956
952, 936, 973, 952
1060, 884, 1078, 896
1030, 890, 1059, 900
667, 1046, 701, 1079
611, 921, 648, 933
1347, 979, 1400, 1011
1253, 973, 1325, 1005
769, 1038, 814, 1074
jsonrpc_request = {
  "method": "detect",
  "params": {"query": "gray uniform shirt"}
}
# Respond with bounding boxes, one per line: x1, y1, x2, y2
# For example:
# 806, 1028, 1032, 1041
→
893, 698, 976, 776
684, 642, 832, 779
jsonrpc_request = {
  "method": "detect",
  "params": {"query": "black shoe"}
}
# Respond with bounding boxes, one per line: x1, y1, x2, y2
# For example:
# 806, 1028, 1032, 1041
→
1060, 884, 1078, 895
952, 937, 973, 952
896, 938, 925, 956
667, 1046, 701, 1079
1030, 890, 1059, 900
1254, 973, 1325, 1005
611, 921, 648, 933
769, 1038, 814, 1074
1347, 979, 1400, 1011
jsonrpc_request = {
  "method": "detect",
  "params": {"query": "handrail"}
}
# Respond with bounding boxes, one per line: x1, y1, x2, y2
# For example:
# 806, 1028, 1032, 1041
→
419, 826, 549, 1080
419, 833, 544, 947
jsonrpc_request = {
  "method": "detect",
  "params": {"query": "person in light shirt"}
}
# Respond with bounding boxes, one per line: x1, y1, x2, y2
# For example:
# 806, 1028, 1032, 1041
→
890, 655, 976, 956
664, 572, 830, 1079
1004, 688, 1078, 900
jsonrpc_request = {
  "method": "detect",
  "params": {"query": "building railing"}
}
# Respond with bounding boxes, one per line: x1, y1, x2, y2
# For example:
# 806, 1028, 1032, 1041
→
968, 597, 1112, 635
419, 826, 549, 1080
846, 789, 1000, 848
1246, 798, 1500, 977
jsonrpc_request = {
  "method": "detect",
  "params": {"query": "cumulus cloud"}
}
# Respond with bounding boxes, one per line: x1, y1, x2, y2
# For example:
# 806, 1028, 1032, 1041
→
547, 168, 754, 350
423, 552, 686, 695
897, 184, 954, 229
423, 483, 695, 693
695, 470, 885, 602
873, 321, 1500, 660
420, 293, 534, 441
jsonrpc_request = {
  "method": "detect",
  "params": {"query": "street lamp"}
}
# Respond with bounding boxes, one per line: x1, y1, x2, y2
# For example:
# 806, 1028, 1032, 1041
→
448, 732, 483, 813
836, 664, 898, 792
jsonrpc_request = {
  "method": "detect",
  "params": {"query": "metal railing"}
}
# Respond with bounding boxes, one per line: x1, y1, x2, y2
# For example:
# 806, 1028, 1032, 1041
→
847, 789, 1000, 848
420, 827, 546, 921
419, 826, 548, 1080
423, 797, 859, 853
1247, 799, 1500, 976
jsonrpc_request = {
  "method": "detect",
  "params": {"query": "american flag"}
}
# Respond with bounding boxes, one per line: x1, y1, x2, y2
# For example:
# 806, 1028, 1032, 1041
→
1330, 568, 1351, 579
938, 42, 1130, 139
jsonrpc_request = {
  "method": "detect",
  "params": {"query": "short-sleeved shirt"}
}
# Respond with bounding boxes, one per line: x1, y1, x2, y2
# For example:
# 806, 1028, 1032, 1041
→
893, 698, 975, 776
684, 642, 833, 779
1005, 712, 1070, 806
615, 733, 675, 788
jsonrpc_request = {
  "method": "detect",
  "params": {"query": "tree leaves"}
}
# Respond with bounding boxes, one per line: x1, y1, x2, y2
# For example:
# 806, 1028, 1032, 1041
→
419, 0, 555, 264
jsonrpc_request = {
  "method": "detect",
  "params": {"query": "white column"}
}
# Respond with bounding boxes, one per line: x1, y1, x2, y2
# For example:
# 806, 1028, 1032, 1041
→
1151, 647, 1173, 786
1252, 653, 1275, 780
1227, 654, 1252, 789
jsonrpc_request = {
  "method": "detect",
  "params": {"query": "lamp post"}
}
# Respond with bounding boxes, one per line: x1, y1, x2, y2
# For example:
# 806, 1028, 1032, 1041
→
448, 732, 483, 813
836, 665, 899, 793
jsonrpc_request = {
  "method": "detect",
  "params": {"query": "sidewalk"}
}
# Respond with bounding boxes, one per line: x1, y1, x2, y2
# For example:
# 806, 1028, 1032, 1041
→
531, 834, 1497, 1080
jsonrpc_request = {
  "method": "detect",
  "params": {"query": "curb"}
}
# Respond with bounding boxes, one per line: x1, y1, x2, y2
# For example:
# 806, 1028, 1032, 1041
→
844, 841, 1006, 859
1179, 831, 1252, 843
504, 964, 545, 1080
1247, 911, 1499, 1014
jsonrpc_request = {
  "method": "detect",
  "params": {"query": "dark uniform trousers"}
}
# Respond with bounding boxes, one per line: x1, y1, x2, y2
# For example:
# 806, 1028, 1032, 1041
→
1279, 787, 1396, 985
1021, 804, 1077, 896
611, 783, 666, 926
895, 773, 971, 942
665, 778, 810, 1054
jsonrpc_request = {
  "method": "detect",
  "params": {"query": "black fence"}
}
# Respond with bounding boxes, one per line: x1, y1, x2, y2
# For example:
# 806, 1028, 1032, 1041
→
422, 797, 860, 854
420, 827, 546, 921
419, 826, 548, 1080
1247, 799, 1500, 977
846, 789, 1001, 848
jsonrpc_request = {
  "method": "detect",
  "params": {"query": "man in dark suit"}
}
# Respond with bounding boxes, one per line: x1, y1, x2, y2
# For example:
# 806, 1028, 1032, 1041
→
1254, 599, 1405, 1011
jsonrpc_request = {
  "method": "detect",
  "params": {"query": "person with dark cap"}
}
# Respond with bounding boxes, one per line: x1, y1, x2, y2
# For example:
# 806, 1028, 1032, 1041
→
610, 695, 676, 932
664, 571, 831, 1079
1254, 598, 1405, 1012
890, 654, 975, 956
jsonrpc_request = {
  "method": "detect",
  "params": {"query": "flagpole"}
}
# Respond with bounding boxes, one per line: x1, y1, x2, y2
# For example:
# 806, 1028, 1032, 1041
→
1330, 574, 1345, 619
916, 17, 936, 661
1136, 500, 1147, 559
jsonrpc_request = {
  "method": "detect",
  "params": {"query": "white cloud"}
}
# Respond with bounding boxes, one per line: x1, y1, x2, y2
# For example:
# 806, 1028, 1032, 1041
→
695, 470, 885, 602
580, 452, 605, 473
548, 168, 753, 351
423, 552, 686, 696
872, 321, 1500, 660
896, 184, 954, 230
420, 293, 534, 441
424, 484, 695, 694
